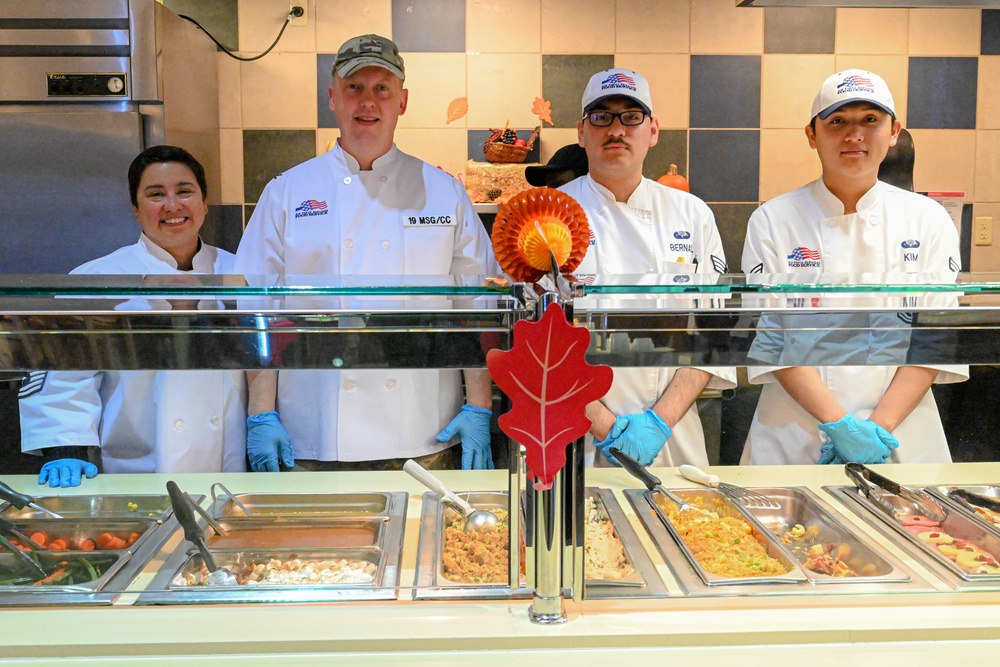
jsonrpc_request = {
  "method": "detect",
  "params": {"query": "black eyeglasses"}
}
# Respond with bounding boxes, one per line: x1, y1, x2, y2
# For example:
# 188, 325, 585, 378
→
584, 110, 647, 127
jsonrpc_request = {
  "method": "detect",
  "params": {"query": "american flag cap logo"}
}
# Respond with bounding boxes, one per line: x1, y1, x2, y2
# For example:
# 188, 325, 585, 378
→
811, 68, 894, 121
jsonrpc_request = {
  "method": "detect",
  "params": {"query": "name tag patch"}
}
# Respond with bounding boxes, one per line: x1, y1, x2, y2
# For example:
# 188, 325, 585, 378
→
404, 215, 455, 227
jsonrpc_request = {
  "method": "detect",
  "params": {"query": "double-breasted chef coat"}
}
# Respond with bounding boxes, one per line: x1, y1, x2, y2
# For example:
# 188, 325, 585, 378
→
741, 178, 967, 465
19, 235, 249, 473
559, 175, 736, 467
233, 143, 495, 462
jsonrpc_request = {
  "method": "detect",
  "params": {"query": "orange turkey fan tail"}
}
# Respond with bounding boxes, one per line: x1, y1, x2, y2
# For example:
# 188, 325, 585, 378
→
491, 187, 590, 284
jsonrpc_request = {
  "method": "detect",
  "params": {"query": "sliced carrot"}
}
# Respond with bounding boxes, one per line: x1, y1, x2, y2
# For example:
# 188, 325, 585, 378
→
107, 537, 127, 550
48, 539, 68, 551
79, 539, 96, 551
32, 567, 67, 586
125, 532, 141, 547
96, 533, 115, 550
29, 532, 47, 547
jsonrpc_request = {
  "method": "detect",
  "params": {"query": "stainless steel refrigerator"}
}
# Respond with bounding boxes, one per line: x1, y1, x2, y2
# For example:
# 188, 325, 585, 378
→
0, 0, 219, 274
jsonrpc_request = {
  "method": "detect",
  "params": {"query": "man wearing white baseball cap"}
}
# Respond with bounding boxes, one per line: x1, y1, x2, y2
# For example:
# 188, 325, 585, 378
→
740, 69, 966, 466
559, 67, 734, 469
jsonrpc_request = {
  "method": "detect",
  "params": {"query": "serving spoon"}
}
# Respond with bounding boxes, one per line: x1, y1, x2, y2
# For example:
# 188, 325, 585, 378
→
166, 481, 236, 586
403, 459, 499, 532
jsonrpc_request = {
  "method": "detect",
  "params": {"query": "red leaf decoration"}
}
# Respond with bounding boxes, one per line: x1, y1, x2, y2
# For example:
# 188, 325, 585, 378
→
486, 303, 613, 490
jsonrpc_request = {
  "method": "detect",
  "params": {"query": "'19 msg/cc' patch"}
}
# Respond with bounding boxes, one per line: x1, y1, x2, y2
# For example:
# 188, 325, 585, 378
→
404, 215, 455, 227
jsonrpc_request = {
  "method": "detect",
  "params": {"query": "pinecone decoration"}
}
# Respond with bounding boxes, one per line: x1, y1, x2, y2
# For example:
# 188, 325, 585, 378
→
486, 187, 503, 201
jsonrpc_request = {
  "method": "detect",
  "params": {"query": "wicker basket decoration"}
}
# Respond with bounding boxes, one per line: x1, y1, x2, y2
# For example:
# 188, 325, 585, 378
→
491, 187, 590, 283
483, 124, 541, 164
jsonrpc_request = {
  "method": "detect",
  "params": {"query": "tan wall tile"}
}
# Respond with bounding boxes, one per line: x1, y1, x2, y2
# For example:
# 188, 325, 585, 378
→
397, 53, 467, 130
761, 55, 835, 130
240, 52, 318, 128
979, 57, 1000, 131
538, 127, 579, 163
691, 0, 762, 55
238, 0, 315, 53
908, 8, 980, 56
615, 0, 689, 54
219, 128, 244, 205
467, 0, 541, 53
394, 129, 469, 180
467, 54, 541, 127
315, 0, 392, 52
834, 55, 909, 127
970, 202, 1000, 272
615, 54, 689, 129
909, 129, 977, 199
541, 0, 613, 53
835, 8, 908, 55
975, 130, 1000, 203
217, 53, 242, 129
759, 129, 821, 202
317, 128, 340, 156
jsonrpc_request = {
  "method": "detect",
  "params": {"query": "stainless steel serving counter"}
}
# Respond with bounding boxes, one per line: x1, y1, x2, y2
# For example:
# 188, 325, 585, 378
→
4, 464, 1000, 665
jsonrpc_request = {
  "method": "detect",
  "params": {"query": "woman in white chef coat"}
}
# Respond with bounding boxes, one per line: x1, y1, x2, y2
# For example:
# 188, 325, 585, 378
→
740, 70, 966, 466
20, 145, 248, 487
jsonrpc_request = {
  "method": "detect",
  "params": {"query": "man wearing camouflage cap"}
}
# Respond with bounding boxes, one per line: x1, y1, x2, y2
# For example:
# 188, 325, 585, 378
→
235, 34, 497, 473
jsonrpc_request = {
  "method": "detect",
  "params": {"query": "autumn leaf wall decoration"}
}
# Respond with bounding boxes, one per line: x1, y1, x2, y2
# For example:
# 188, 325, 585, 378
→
532, 97, 553, 126
487, 303, 613, 490
446, 97, 468, 124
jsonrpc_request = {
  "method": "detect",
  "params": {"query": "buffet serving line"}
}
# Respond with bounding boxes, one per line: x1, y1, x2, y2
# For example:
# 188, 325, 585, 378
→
3, 463, 1000, 665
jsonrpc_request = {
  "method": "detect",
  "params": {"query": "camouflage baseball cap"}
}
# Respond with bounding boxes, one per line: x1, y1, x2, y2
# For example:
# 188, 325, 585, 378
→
332, 34, 405, 80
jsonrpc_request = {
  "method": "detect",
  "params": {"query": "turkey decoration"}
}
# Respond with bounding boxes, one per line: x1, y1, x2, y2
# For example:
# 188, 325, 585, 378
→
487, 304, 613, 490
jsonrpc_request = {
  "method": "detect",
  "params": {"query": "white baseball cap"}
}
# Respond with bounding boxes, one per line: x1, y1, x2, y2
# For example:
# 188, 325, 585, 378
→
811, 69, 895, 121
581, 68, 653, 116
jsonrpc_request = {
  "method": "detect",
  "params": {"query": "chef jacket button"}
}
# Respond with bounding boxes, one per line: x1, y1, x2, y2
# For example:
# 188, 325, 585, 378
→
343, 176, 352, 184
381, 240, 390, 250
174, 419, 184, 432
385, 379, 396, 390
603, 265, 612, 272
345, 239, 355, 249
210, 415, 219, 426
599, 208, 608, 215
379, 176, 387, 183
344, 380, 356, 391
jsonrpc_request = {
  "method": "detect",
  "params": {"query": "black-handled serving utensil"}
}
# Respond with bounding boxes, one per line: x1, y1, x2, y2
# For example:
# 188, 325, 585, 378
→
948, 488, 1000, 515
0, 480, 63, 519
844, 463, 945, 522
0, 517, 46, 551
608, 447, 712, 517
166, 481, 236, 586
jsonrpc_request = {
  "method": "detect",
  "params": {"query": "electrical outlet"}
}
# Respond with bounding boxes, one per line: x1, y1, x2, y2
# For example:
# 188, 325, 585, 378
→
289, 3, 307, 27
975, 216, 993, 246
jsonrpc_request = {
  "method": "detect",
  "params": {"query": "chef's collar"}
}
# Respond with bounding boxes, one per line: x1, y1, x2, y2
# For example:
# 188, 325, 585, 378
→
138, 233, 210, 272
812, 178, 884, 218
335, 141, 401, 174
585, 174, 653, 214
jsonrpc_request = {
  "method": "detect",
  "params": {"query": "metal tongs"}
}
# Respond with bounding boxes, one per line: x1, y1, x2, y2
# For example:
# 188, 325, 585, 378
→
947, 488, 1000, 515
0, 480, 63, 519
844, 463, 946, 523
0, 517, 48, 580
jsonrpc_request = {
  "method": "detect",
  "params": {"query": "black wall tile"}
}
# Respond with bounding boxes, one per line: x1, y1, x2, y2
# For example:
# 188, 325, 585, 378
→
764, 7, 836, 54
163, 0, 238, 52
317, 54, 338, 129
983, 9, 1000, 55
707, 203, 758, 272
907, 57, 978, 130
643, 129, 687, 182
391, 0, 466, 52
690, 56, 761, 129
202, 205, 244, 254
243, 130, 316, 203
542, 55, 616, 129
689, 130, 760, 203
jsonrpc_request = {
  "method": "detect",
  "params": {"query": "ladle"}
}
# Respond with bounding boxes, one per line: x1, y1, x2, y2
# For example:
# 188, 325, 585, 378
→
0, 480, 63, 519
403, 459, 499, 532
166, 481, 237, 586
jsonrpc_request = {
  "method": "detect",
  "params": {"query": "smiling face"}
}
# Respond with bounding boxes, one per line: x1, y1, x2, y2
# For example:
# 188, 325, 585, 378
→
806, 102, 901, 193
132, 162, 207, 270
577, 96, 658, 195
329, 66, 408, 169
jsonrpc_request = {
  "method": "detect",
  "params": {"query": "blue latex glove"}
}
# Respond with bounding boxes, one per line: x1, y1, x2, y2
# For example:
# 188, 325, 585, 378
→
38, 459, 98, 488
246, 411, 295, 472
599, 409, 672, 467
818, 414, 898, 465
436, 404, 494, 470
817, 442, 847, 465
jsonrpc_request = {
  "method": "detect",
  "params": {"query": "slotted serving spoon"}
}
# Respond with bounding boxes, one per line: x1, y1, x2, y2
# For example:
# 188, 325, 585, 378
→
679, 464, 781, 510
166, 481, 236, 586
403, 459, 499, 532
608, 448, 714, 518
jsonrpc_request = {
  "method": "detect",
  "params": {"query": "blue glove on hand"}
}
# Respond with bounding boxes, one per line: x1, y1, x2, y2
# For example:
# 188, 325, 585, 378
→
436, 404, 494, 470
599, 409, 672, 467
818, 414, 898, 465
38, 459, 98, 488
817, 442, 847, 465
246, 411, 295, 472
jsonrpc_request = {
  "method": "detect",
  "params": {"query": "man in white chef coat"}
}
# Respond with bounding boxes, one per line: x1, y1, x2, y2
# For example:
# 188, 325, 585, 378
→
741, 69, 967, 465
559, 68, 735, 468
234, 34, 497, 472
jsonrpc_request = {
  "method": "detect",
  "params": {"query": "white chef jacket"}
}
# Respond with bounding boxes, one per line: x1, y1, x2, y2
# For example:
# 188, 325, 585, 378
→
19, 235, 249, 474
234, 143, 495, 461
559, 175, 736, 467
741, 178, 967, 465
